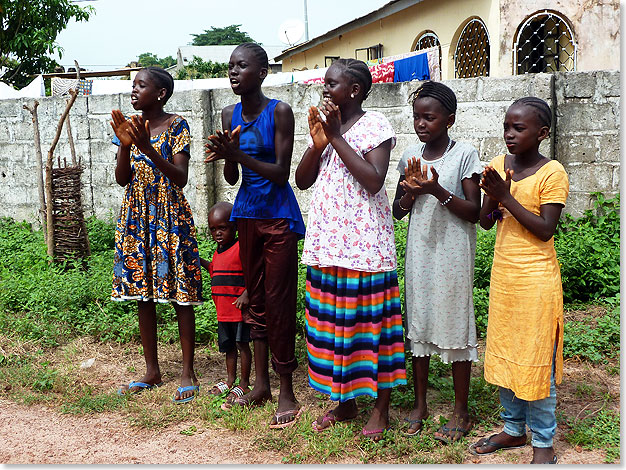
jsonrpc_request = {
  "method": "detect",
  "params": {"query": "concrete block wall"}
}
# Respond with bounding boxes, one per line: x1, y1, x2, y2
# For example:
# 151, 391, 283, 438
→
554, 71, 621, 217
0, 71, 619, 227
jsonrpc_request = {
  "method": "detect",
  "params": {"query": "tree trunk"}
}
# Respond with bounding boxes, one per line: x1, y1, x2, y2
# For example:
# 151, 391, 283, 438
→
22, 101, 47, 237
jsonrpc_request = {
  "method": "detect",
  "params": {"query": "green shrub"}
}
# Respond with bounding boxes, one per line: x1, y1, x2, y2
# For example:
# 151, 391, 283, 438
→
554, 193, 620, 303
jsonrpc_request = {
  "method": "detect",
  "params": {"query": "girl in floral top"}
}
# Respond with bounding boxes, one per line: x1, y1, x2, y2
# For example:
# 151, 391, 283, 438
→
296, 58, 407, 441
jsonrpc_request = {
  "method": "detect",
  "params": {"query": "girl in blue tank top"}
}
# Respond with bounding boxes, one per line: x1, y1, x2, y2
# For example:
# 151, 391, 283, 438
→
205, 43, 304, 430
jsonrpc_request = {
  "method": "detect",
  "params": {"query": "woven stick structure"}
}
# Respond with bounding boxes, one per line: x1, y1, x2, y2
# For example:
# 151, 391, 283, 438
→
50, 166, 91, 263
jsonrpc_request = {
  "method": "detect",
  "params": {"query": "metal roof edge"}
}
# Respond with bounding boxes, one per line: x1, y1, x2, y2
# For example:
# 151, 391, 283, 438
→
273, 0, 423, 61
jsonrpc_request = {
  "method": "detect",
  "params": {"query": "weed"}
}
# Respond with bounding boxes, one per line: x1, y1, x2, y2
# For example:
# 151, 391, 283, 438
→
565, 408, 620, 463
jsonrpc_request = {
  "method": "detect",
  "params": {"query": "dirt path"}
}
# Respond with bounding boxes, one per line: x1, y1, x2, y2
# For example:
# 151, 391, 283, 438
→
0, 398, 283, 464
0, 396, 611, 465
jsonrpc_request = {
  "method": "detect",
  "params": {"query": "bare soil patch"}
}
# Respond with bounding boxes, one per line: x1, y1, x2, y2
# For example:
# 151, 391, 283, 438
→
0, 337, 618, 464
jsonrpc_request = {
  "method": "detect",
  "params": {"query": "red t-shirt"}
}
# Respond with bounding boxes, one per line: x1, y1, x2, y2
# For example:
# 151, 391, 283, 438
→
208, 241, 245, 322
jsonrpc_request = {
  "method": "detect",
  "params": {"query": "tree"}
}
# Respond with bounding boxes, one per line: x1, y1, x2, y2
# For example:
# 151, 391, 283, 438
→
175, 56, 228, 80
191, 25, 255, 46
0, 0, 92, 88
135, 53, 176, 69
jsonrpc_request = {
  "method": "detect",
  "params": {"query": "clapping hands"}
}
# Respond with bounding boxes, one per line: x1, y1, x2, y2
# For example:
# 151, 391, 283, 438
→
480, 166, 514, 202
110, 110, 153, 156
400, 156, 440, 196
204, 125, 242, 163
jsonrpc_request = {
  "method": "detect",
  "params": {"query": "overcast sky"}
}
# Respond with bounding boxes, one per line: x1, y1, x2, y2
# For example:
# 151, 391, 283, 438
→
53, 0, 389, 71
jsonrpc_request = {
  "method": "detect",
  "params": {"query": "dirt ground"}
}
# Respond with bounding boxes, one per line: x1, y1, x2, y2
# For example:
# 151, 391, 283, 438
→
0, 337, 618, 465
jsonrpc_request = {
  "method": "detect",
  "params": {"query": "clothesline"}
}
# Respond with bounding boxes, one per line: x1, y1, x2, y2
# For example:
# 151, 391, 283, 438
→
0, 48, 440, 100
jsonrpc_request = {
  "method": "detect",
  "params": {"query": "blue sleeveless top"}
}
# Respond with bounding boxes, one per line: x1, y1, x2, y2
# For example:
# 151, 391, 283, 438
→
230, 99, 305, 237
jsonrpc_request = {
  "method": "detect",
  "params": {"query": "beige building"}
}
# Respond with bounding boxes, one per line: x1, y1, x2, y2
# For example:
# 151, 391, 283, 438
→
275, 0, 619, 79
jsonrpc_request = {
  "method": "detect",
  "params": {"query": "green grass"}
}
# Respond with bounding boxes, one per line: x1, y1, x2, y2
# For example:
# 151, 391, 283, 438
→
565, 408, 620, 463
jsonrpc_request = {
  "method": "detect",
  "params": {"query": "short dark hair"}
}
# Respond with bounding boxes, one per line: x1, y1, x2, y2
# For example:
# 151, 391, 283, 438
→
234, 43, 269, 69
143, 66, 174, 104
332, 58, 372, 101
510, 96, 552, 128
408, 81, 457, 114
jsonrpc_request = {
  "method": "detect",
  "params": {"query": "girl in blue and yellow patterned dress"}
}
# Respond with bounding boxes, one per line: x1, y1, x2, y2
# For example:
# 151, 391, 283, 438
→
110, 67, 203, 404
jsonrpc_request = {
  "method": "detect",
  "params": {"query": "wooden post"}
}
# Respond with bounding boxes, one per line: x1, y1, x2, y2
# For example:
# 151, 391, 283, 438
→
22, 100, 47, 237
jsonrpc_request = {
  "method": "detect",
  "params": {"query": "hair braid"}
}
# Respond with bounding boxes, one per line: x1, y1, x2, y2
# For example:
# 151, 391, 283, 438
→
334, 58, 373, 101
511, 96, 552, 128
235, 42, 269, 69
408, 80, 457, 114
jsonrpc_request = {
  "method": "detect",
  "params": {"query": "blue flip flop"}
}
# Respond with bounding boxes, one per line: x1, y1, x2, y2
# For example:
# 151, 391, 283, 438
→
173, 385, 200, 404
118, 381, 163, 396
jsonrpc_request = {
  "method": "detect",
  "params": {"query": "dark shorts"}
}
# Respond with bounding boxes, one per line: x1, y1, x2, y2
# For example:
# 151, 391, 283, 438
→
217, 321, 250, 353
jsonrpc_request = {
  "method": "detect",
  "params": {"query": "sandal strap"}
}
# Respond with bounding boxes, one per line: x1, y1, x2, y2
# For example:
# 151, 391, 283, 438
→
213, 381, 229, 393
229, 386, 245, 398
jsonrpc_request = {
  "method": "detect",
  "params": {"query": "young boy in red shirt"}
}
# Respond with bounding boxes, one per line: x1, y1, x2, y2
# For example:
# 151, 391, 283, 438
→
200, 202, 251, 407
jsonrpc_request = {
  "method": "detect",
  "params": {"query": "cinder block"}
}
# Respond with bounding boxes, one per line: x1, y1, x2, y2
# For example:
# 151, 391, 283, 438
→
556, 136, 597, 164
89, 94, 122, 115
564, 162, 614, 192
558, 102, 618, 132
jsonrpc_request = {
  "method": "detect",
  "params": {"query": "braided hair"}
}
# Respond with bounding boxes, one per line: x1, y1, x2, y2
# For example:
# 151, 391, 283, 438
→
143, 66, 174, 104
234, 42, 269, 69
510, 96, 552, 128
408, 80, 457, 115
333, 58, 373, 101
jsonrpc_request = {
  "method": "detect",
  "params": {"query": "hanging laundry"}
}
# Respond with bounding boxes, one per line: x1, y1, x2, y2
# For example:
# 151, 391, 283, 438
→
393, 52, 430, 82
370, 61, 395, 83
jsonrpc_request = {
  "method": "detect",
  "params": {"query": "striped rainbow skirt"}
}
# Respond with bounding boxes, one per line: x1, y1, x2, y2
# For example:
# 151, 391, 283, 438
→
305, 265, 407, 402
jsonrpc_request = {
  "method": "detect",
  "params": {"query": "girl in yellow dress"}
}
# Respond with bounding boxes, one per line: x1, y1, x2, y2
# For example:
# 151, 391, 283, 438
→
469, 97, 569, 464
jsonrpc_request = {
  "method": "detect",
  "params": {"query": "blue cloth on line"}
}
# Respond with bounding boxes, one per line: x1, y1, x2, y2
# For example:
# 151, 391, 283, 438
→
393, 53, 430, 82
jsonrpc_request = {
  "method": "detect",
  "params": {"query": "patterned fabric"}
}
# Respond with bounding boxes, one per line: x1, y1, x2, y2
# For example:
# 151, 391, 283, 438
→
397, 141, 483, 362
484, 154, 569, 401
230, 99, 305, 237
209, 240, 245, 322
301, 111, 397, 272
370, 62, 395, 83
305, 266, 407, 402
111, 116, 203, 305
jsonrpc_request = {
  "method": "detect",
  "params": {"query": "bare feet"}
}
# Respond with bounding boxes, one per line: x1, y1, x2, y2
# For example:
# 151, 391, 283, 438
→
469, 431, 527, 455
230, 385, 272, 408
312, 400, 358, 431
405, 406, 428, 435
362, 407, 389, 441
434, 412, 472, 442
173, 372, 198, 402
531, 446, 556, 464
118, 373, 162, 395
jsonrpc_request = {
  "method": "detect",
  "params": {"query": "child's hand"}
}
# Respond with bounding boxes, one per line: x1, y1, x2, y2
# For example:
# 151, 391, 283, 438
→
233, 290, 249, 309
480, 166, 514, 203
307, 106, 329, 151
110, 110, 133, 148
317, 99, 342, 140
401, 157, 441, 195
205, 125, 241, 163
126, 115, 153, 156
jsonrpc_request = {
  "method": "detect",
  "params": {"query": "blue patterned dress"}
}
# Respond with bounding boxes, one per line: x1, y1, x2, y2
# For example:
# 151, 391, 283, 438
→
111, 116, 203, 305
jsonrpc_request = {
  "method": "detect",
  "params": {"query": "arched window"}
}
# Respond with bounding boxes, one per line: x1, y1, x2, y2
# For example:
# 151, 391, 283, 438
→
414, 31, 441, 71
515, 10, 577, 74
415, 31, 440, 51
454, 19, 490, 78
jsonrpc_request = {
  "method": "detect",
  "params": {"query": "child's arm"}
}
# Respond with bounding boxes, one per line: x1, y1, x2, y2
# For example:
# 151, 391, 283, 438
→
319, 101, 391, 194
111, 110, 133, 187
295, 106, 328, 190
479, 193, 500, 230
199, 256, 210, 271
233, 289, 248, 309
125, 115, 190, 188
480, 166, 563, 241
205, 103, 294, 186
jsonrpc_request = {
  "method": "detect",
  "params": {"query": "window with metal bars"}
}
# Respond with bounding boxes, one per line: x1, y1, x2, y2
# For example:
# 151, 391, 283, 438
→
454, 19, 490, 78
415, 31, 441, 69
515, 11, 576, 74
